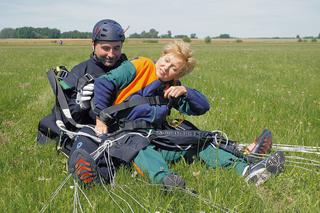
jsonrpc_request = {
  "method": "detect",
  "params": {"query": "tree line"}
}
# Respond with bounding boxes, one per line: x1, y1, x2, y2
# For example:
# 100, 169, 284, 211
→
1, 26, 319, 40
128, 28, 198, 39
0, 27, 199, 39
0, 27, 91, 39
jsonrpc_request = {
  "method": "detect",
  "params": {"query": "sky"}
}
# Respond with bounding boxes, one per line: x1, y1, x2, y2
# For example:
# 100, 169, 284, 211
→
1, 0, 319, 38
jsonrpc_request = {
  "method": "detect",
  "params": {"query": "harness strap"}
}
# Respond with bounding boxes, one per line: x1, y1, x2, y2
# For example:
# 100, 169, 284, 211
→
148, 129, 250, 162
76, 73, 94, 91
118, 120, 155, 130
99, 96, 168, 123
47, 70, 85, 129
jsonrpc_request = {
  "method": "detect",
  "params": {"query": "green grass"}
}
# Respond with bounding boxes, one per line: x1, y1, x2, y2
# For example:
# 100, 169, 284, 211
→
0, 40, 319, 212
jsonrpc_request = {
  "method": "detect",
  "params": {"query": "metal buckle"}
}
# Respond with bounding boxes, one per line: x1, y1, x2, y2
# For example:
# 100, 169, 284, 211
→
54, 66, 69, 80
83, 73, 94, 83
57, 69, 68, 80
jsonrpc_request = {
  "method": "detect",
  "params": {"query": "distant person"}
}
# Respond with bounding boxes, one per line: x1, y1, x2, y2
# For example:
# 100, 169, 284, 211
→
37, 19, 128, 144
68, 41, 284, 189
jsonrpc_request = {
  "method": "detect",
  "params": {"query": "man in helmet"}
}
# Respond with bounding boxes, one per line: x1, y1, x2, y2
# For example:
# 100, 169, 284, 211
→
37, 19, 128, 144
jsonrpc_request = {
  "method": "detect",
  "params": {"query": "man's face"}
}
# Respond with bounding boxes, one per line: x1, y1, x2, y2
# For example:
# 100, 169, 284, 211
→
156, 53, 184, 82
93, 41, 122, 67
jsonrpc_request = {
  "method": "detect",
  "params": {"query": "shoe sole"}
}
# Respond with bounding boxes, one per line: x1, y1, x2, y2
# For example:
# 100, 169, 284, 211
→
245, 168, 272, 186
265, 151, 285, 174
245, 151, 285, 186
68, 149, 97, 184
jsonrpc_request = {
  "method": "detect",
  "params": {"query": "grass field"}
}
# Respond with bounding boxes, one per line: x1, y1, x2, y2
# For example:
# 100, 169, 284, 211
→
0, 39, 319, 212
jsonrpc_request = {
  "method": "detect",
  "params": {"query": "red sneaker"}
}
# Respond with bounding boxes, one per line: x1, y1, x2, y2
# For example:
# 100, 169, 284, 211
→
245, 129, 273, 155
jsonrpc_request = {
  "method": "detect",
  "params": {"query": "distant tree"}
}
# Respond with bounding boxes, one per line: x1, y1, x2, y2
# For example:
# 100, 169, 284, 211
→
190, 33, 197, 39
36, 27, 61, 38
296, 35, 300, 39
218, 34, 230, 38
160, 34, 169, 38
311, 38, 317, 42
174, 34, 188, 38
148, 28, 159, 38
204, 36, 211, 44
161, 30, 172, 38
140, 30, 148, 38
61, 30, 90, 38
15, 27, 32, 38
0, 27, 59, 38
31, 31, 42, 38
0, 27, 91, 38
318, 33, 320, 39
130, 29, 159, 38
129, 33, 141, 38
173, 34, 192, 42
48, 28, 61, 38
0, 28, 16, 38
182, 36, 191, 43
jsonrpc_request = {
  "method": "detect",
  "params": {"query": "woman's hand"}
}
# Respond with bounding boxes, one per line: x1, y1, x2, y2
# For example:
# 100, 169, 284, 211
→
95, 117, 108, 135
164, 86, 187, 99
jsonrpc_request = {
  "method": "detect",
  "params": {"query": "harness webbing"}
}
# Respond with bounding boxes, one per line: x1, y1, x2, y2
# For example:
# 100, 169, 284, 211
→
47, 70, 85, 129
99, 96, 168, 122
147, 129, 250, 162
118, 120, 155, 130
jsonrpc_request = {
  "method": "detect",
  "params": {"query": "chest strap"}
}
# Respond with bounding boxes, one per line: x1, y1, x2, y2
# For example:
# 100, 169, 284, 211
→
99, 96, 168, 123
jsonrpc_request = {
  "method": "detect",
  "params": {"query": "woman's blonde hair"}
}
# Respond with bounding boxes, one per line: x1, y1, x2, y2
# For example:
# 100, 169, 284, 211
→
161, 41, 196, 77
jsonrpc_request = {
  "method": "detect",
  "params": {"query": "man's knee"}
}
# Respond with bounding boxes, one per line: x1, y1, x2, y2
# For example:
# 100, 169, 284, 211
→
37, 113, 60, 143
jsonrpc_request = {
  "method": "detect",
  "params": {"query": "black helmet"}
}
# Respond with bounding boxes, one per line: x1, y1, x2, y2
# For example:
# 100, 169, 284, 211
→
92, 19, 125, 42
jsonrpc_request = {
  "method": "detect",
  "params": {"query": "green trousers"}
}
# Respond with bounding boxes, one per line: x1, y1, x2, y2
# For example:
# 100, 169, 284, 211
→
133, 144, 247, 184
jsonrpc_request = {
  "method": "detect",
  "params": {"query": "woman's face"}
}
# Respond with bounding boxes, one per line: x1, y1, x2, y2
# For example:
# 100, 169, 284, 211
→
155, 53, 185, 82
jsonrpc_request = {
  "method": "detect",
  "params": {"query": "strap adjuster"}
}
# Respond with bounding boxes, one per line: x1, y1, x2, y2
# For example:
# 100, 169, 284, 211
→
54, 66, 69, 81
77, 73, 94, 91
83, 73, 94, 82
57, 70, 68, 80
148, 96, 161, 105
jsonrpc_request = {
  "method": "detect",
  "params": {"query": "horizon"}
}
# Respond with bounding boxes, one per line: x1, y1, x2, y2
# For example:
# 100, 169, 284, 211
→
0, 26, 318, 39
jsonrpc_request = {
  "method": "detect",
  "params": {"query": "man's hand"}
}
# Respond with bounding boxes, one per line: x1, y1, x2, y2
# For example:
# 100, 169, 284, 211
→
76, 83, 94, 109
164, 86, 187, 99
95, 117, 108, 135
